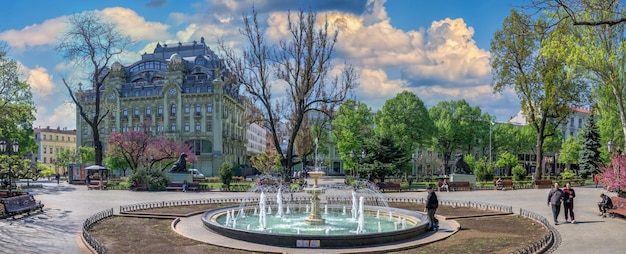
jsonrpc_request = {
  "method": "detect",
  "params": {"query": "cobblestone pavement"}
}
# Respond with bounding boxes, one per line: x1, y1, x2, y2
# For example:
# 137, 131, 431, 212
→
0, 179, 622, 254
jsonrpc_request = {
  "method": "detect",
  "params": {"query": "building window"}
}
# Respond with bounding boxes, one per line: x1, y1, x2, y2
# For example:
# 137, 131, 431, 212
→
170, 105, 176, 116
207, 103, 213, 113
43, 147, 47, 154
123, 108, 128, 117
184, 104, 190, 113
158, 106, 163, 116
62, 136, 64, 141
207, 122, 212, 132
195, 104, 201, 113
146, 107, 151, 116
184, 122, 190, 132
134, 107, 140, 117
157, 124, 163, 132
43, 134, 46, 140
195, 122, 201, 131
570, 118, 574, 127
578, 118, 583, 128
171, 123, 176, 131
56, 135, 59, 141
112, 126, 116, 133
43, 157, 46, 163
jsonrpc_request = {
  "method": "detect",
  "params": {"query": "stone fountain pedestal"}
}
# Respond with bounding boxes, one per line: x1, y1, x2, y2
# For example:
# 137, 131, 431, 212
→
304, 171, 325, 225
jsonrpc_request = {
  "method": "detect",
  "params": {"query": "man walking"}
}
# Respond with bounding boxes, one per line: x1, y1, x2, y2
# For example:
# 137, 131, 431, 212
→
562, 183, 576, 223
425, 186, 439, 231
547, 182, 563, 225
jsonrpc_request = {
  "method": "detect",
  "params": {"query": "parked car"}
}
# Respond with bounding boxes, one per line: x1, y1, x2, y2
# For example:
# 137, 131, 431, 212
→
188, 169, 205, 178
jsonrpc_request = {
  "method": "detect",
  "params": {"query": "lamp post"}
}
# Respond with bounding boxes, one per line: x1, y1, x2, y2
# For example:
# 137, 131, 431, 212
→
554, 153, 559, 176
608, 140, 619, 193
361, 150, 366, 179
0, 140, 19, 196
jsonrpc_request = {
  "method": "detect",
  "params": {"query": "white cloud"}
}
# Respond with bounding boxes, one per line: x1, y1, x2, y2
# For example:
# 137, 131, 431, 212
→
19, 63, 56, 99
35, 103, 76, 130
0, 17, 67, 51
98, 7, 171, 42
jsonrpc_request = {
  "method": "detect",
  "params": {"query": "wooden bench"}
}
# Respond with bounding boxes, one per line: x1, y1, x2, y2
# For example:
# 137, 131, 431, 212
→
378, 182, 402, 192
449, 181, 472, 191
494, 179, 514, 190
130, 183, 148, 191
608, 196, 626, 218
165, 182, 199, 192
1, 194, 44, 217
534, 179, 553, 189
87, 181, 107, 190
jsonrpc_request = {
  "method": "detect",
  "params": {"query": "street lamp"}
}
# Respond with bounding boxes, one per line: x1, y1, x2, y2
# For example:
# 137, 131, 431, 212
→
608, 140, 614, 155
608, 140, 620, 194
361, 150, 366, 179
0, 140, 19, 196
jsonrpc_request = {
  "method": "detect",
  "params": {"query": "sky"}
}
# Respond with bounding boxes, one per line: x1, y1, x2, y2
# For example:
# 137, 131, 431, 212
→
1, 0, 523, 130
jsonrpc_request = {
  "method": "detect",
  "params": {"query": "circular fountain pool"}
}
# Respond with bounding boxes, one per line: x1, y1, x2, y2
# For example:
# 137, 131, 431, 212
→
201, 175, 430, 248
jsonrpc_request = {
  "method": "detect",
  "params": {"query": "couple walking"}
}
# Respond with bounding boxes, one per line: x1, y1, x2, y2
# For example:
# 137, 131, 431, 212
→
547, 182, 576, 225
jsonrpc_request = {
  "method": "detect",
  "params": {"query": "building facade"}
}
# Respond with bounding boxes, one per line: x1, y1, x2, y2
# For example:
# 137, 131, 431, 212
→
76, 38, 246, 177
33, 126, 76, 175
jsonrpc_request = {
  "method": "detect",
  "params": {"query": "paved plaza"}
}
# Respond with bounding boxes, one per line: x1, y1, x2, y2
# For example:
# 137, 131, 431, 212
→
0, 178, 623, 254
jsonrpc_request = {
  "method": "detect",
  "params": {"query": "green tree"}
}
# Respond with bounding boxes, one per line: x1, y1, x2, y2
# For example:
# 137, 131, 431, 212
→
474, 157, 495, 181
103, 151, 130, 176
578, 114, 602, 177
54, 148, 77, 173
559, 136, 582, 171
0, 43, 37, 156
219, 161, 234, 188
491, 9, 588, 180
78, 146, 95, 165
496, 151, 519, 176
56, 12, 130, 166
219, 9, 357, 182
511, 165, 527, 181
364, 134, 407, 183
332, 100, 373, 176
374, 91, 435, 156
250, 150, 281, 174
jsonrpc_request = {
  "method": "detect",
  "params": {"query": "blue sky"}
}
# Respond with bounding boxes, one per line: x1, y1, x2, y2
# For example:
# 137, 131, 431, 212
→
1, 0, 522, 130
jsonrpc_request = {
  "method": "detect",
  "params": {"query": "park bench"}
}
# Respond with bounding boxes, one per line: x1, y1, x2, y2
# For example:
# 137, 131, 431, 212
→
130, 183, 148, 191
608, 196, 626, 218
1, 194, 44, 218
87, 181, 107, 190
165, 182, 199, 192
378, 182, 402, 192
534, 179, 553, 189
449, 181, 472, 191
494, 179, 515, 190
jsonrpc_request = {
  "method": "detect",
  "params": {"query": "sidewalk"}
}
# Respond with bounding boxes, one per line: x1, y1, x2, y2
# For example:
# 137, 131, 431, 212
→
0, 180, 621, 254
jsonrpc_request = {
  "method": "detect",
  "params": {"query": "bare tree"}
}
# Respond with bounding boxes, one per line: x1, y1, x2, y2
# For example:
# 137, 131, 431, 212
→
220, 9, 357, 181
532, 0, 626, 26
56, 12, 129, 165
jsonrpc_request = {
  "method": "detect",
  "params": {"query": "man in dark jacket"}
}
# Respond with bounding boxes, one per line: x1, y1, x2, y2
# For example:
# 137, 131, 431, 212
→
562, 183, 576, 223
425, 186, 439, 231
598, 193, 614, 217
547, 182, 563, 225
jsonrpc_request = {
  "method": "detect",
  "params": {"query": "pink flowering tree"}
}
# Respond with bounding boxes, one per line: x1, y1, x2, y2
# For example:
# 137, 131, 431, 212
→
599, 154, 626, 192
107, 130, 195, 173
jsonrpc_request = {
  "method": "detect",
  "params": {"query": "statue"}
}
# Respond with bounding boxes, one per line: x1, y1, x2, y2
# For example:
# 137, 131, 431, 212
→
454, 153, 472, 174
169, 153, 188, 173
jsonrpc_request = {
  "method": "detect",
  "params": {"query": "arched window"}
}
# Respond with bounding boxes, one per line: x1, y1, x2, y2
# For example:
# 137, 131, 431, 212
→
170, 104, 176, 116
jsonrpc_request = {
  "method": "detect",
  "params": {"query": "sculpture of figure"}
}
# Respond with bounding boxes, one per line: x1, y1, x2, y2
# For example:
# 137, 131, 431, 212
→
454, 153, 472, 174
170, 153, 188, 173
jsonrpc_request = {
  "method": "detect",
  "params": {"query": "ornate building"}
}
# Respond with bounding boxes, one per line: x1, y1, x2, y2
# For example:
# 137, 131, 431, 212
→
76, 38, 246, 176
33, 126, 76, 175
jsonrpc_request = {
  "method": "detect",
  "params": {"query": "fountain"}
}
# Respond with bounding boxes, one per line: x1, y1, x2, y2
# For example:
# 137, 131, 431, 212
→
201, 138, 429, 248
202, 174, 429, 248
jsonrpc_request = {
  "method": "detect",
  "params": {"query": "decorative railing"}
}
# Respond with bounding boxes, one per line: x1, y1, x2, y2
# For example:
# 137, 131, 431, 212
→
82, 208, 113, 254
514, 208, 560, 254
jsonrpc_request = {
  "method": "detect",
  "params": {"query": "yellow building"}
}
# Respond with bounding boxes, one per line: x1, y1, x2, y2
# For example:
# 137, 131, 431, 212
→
33, 126, 76, 175
76, 38, 246, 176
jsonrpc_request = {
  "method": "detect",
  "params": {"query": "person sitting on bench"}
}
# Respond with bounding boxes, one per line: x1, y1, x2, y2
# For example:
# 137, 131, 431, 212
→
598, 193, 614, 217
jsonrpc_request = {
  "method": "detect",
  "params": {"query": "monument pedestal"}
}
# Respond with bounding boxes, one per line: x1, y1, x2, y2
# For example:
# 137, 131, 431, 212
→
167, 172, 192, 182
449, 174, 476, 186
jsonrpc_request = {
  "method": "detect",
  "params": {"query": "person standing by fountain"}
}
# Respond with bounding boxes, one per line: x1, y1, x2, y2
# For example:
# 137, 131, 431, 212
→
425, 186, 439, 231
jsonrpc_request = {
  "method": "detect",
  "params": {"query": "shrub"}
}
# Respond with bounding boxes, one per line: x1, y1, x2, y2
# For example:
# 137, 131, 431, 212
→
127, 169, 169, 191
511, 165, 527, 181
219, 161, 233, 188
560, 169, 576, 180
474, 158, 495, 181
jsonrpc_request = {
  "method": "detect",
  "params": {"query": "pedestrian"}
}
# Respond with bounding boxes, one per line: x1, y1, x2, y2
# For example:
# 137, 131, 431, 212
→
424, 186, 439, 231
547, 182, 563, 225
86, 174, 91, 186
597, 193, 614, 217
562, 182, 576, 223
182, 180, 188, 192
593, 174, 599, 189
55, 173, 61, 184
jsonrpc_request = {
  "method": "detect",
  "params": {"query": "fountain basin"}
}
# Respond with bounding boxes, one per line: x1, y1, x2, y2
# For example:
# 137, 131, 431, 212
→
202, 205, 429, 248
